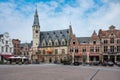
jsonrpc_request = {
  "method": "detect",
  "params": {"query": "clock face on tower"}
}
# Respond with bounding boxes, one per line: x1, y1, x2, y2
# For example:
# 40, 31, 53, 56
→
36, 30, 38, 33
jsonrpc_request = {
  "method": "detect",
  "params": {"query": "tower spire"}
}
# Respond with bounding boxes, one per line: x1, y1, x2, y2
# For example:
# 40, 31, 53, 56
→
33, 6, 40, 27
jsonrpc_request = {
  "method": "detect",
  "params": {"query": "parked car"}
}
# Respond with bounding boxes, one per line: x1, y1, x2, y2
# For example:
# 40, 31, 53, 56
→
102, 61, 108, 66
73, 62, 80, 66
115, 61, 120, 67
108, 61, 114, 66
63, 60, 71, 65
92, 61, 100, 66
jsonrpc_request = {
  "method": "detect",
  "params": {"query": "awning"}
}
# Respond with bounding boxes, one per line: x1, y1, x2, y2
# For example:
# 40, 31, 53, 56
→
1, 54, 14, 60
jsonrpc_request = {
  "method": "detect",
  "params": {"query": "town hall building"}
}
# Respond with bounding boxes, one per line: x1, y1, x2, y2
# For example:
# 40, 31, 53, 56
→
30, 9, 73, 63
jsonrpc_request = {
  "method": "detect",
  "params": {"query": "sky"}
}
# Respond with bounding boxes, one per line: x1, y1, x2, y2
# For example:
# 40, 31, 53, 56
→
0, 0, 120, 43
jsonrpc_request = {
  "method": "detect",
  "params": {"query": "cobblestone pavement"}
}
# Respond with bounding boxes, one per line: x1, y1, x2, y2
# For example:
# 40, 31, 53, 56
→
0, 64, 120, 80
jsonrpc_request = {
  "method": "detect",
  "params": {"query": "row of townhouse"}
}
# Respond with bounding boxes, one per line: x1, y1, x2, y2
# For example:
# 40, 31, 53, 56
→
69, 25, 120, 63
31, 9, 120, 63
0, 32, 32, 62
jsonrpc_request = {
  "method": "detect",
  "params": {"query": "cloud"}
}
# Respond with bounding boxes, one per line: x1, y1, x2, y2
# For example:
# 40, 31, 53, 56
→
0, 0, 120, 43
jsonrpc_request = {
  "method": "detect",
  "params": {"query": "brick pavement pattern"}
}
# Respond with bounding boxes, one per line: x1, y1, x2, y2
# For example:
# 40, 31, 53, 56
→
0, 64, 120, 80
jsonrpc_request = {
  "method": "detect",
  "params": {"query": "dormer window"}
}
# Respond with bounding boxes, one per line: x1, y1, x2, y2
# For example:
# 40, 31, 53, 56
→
42, 39, 46, 47
55, 42, 59, 46
54, 39, 59, 46
47, 32, 49, 35
60, 31, 62, 34
67, 30, 69, 33
48, 39, 52, 46
48, 42, 52, 46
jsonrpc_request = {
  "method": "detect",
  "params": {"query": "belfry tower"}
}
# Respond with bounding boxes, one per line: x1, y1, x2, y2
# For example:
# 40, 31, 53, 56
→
32, 8, 40, 48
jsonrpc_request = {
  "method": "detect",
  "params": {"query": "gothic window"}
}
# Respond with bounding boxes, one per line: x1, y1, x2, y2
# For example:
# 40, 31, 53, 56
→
2, 39, 4, 44
55, 49, 58, 54
48, 43, 51, 46
54, 39, 59, 46
6, 47, 8, 52
2, 46, 4, 52
117, 46, 120, 52
42, 43, 45, 47
95, 46, 99, 52
110, 38, 114, 43
75, 48, 78, 53
10, 48, 12, 53
104, 40, 108, 44
61, 37, 66, 46
110, 46, 114, 52
42, 40, 46, 47
82, 47, 86, 52
62, 41, 65, 45
90, 47, 94, 52
62, 49, 65, 54
104, 46, 108, 53
6, 41, 8, 44
48, 39, 52, 46
117, 39, 120, 44
70, 48, 73, 52
55, 42, 58, 46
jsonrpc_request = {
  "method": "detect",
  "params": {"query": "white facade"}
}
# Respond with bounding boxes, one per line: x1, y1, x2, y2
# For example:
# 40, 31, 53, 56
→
0, 32, 14, 55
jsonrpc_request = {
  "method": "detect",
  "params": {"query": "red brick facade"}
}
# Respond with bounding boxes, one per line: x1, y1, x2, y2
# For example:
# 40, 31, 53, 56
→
12, 39, 20, 55
69, 25, 120, 63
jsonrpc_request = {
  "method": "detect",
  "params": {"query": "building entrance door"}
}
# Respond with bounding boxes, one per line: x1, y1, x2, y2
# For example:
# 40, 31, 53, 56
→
49, 57, 52, 63
117, 55, 120, 61
103, 55, 108, 61
110, 55, 115, 63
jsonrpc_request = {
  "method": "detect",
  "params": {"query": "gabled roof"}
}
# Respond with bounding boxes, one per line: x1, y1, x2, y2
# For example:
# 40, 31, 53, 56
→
39, 29, 70, 47
20, 43, 32, 48
90, 30, 99, 40
77, 37, 90, 44
98, 25, 120, 38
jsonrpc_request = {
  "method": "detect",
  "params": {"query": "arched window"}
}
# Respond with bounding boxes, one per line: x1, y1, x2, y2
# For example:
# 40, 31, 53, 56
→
54, 39, 59, 46
42, 39, 46, 47
61, 38, 66, 45
110, 38, 114, 43
117, 39, 120, 44
48, 39, 52, 46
